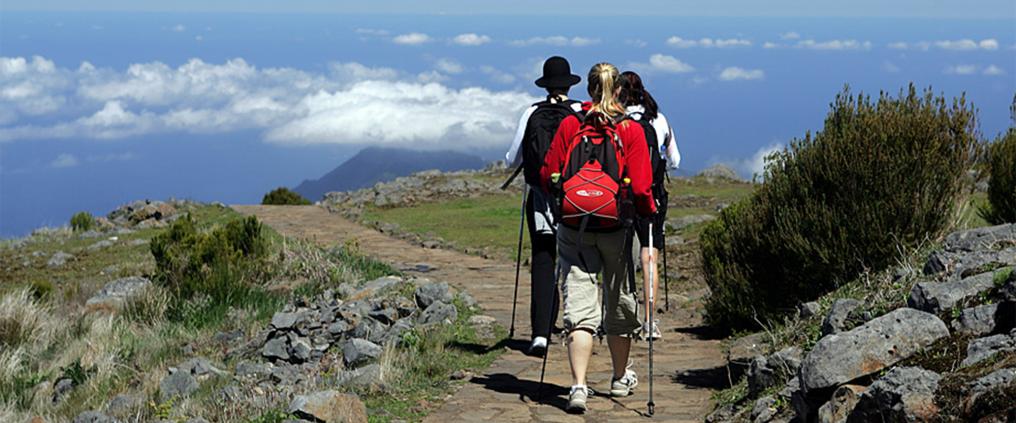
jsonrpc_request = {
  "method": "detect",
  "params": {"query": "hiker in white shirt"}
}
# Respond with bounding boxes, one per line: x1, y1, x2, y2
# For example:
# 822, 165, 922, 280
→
619, 70, 681, 341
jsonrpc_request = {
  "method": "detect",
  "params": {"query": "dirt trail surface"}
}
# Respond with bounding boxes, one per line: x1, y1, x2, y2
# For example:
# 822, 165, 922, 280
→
234, 205, 725, 422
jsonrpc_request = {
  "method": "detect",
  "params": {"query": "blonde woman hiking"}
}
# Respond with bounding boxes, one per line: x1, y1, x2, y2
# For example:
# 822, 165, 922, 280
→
540, 62, 657, 413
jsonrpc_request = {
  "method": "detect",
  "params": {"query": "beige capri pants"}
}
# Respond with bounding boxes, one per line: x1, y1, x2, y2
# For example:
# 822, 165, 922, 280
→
557, 225, 641, 337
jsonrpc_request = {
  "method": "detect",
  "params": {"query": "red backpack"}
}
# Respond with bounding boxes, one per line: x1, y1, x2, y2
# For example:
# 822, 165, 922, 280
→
557, 118, 632, 231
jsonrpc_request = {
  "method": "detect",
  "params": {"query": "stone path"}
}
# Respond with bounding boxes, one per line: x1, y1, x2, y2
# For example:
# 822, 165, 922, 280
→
234, 205, 725, 422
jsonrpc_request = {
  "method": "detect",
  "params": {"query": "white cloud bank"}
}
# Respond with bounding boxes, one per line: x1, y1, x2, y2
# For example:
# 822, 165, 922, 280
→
0, 56, 538, 150
888, 39, 999, 51
628, 54, 695, 74
452, 33, 491, 46
944, 64, 1007, 76
718, 67, 764, 81
392, 32, 431, 45
509, 36, 599, 47
666, 36, 752, 48
714, 143, 783, 179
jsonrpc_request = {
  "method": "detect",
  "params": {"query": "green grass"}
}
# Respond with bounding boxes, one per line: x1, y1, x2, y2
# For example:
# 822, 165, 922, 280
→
361, 177, 755, 260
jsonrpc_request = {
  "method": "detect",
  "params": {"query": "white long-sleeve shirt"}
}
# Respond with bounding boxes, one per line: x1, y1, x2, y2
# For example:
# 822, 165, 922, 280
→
505, 100, 584, 168
625, 105, 681, 170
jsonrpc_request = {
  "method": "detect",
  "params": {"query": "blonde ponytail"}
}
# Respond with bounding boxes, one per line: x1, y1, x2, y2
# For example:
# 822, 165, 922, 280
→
587, 63, 624, 122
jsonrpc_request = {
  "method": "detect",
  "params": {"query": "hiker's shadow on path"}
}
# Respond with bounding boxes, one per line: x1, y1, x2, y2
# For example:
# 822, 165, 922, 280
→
448, 338, 531, 355
671, 363, 746, 390
470, 373, 570, 411
672, 324, 725, 340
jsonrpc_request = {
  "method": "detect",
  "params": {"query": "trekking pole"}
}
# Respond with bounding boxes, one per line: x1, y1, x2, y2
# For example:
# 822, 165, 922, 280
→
662, 222, 669, 312
647, 222, 656, 417
509, 188, 528, 339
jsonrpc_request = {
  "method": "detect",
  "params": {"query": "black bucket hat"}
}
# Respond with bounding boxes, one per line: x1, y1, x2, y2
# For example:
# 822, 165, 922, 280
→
534, 56, 581, 88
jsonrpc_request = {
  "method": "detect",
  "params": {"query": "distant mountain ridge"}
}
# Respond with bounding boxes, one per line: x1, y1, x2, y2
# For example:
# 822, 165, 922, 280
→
293, 147, 487, 201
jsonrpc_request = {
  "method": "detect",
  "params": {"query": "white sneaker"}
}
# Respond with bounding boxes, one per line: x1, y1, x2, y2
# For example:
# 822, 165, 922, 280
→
567, 385, 593, 413
528, 336, 548, 356
610, 364, 639, 397
642, 320, 662, 341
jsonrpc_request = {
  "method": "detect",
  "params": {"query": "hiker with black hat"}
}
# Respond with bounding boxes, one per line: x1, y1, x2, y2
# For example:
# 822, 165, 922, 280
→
504, 56, 584, 356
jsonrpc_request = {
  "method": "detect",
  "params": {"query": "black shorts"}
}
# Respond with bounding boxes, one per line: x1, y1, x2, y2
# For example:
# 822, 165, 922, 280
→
635, 206, 666, 249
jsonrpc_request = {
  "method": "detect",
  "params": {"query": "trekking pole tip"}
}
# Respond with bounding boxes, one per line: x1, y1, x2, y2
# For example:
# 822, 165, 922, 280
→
647, 402, 655, 417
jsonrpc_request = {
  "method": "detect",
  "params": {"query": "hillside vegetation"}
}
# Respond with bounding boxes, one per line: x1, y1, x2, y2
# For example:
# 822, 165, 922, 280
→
0, 201, 502, 422
702, 86, 980, 330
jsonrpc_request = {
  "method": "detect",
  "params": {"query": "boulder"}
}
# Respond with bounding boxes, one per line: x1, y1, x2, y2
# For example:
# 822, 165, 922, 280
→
382, 319, 415, 345
262, 336, 290, 361
415, 281, 453, 309
288, 390, 367, 423
85, 276, 152, 312
748, 347, 802, 398
418, 300, 458, 326
271, 312, 301, 330
750, 395, 777, 422
87, 239, 114, 251
159, 369, 199, 401
944, 224, 1016, 252
964, 368, 1016, 412
962, 330, 1016, 367
47, 251, 74, 268
953, 303, 1000, 336
907, 271, 996, 314
847, 367, 941, 422
799, 302, 821, 319
235, 360, 273, 378
178, 357, 225, 378
816, 384, 865, 423
343, 338, 382, 368
104, 394, 141, 417
801, 308, 949, 392
821, 299, 863, 335
355, 276, 403, 299
697, 163, 741, 181
468, 315, 498, 340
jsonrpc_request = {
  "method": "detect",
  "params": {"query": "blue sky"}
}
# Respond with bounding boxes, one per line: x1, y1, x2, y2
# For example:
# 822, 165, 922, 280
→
1, 3, 1015, 236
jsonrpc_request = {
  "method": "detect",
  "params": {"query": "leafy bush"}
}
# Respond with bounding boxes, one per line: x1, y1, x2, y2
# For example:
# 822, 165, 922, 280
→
261, 187, 311, 205
980, 97, 1016, 224
150, 214, 269, 303
70, 211, 95, 232
702, 85, 980, 330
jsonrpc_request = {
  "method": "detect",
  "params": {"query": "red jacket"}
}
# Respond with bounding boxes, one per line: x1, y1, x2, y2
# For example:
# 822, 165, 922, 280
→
540, 114, 657, 217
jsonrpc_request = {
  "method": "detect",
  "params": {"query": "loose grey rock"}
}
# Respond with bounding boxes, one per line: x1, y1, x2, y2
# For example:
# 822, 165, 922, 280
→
458, 291, 478, 310
748, 347, 802, 398
966, 367, 1016, 407
383, 319, 415, 345
271, 363, 305, 385
799, 301, 821, 318
85, 276, 152, 311
350, 318, 387, 344
847, 367, 941, 422
87, 239, 115, 251
48, 251, 74, 267
104, 394, 140, 416
53, 377, 74, 403
271, 312, 300, 330
907, 271, 996, 314
706, 404, 739, 423
801, 308, 949, 392
288, 390, 368, 423
962, 331, 1016, 367
357, 276, 403, 298
750, 395, 777, 422
336, 363, 382, 389
923, 251, 949, 275
160, 370, 199, 401
178, 357, 224, 377
235, 360, 272, 378
343, 338, 382, 368
817, 384, 864, 423
697, 163, 742, 181
290, 337, 312, 362
953, 303, 1001, 336
415, 281, 453, 309
418, 300, 458, 326
73, 410, 117, 423
262, 336, 290, 361
368, 307, 398, 325
327, 320, 350, 337
821, 299, 863, 335
944, 223, 1016, 252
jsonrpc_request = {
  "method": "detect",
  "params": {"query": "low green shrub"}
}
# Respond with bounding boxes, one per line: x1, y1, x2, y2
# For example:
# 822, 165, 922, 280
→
70, 211, 95, 232
980, 97, 1016, 224
702, 85, 980, 330
150, 214, 269, 302
261, 187, 311, 206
